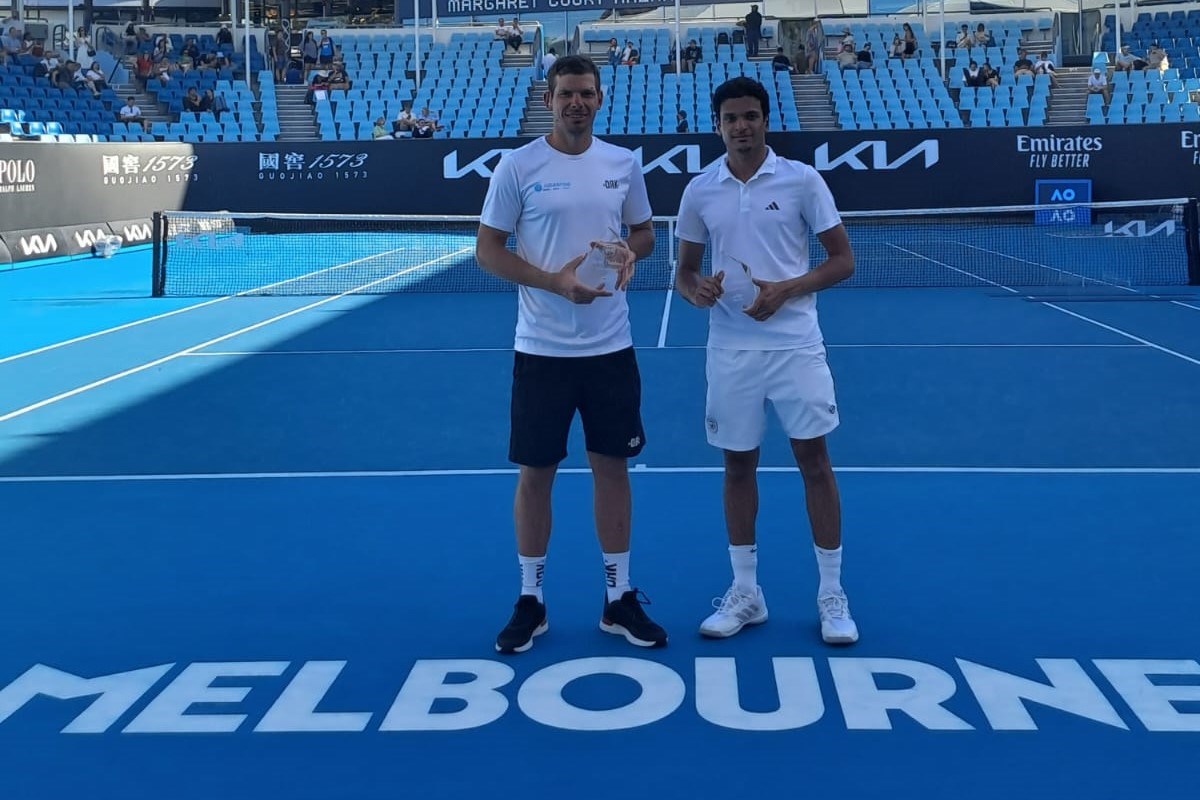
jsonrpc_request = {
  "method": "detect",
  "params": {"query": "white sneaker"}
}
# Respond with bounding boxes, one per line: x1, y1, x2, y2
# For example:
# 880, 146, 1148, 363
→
818, 589, 859, 644
699, 585, 768, 638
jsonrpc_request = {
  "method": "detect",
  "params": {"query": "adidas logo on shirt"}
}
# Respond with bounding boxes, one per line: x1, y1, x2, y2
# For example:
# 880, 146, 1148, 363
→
765, 202, 781, 211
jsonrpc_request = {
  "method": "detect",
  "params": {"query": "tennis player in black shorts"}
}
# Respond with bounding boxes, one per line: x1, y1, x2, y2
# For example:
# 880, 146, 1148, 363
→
475, 55, 668, 654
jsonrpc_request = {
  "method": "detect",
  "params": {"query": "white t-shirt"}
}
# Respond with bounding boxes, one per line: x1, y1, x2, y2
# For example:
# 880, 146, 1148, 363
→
676, 148, 842, 350
541, 53, 557, 72
119, 104, 141, 118
1087, 73, 1107, 89
480, 136, 653, 357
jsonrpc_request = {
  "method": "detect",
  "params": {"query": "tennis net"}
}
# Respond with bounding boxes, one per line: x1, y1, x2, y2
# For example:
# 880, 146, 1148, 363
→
152, 199, 1200, 297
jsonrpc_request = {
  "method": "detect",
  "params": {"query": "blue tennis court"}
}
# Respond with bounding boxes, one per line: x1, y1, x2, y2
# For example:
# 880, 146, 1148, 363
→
1, 235, 1197, 799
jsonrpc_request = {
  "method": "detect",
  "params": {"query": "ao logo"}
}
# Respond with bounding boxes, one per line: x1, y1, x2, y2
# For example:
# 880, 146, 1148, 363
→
19, 234, 57, 256
73, 229, 109, 248
122, 224, 152, 243
1049, 188, 1078, 202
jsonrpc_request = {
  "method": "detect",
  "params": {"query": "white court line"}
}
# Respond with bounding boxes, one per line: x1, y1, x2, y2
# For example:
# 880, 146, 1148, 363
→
656, 262, 678, 348
958, 242, 1200, 312
1, 465, 1197, 483
887, 244, 1200, 368
0, 245, 414, 367
181, 343, 1146, 357
0, 248, 474, 425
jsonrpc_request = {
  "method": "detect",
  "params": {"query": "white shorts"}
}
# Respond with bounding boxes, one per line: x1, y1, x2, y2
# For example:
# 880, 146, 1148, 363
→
704, 344, 840, 451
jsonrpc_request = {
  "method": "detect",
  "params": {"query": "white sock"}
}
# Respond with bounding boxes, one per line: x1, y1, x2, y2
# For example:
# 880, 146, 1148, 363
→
603, 551, 631, 602
729, 544, 758, 593
815, 545, 843, 596
519, 555, 545, 602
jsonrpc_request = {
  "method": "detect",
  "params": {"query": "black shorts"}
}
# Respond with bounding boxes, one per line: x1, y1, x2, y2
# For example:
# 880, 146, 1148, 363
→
510, 347, 645, 467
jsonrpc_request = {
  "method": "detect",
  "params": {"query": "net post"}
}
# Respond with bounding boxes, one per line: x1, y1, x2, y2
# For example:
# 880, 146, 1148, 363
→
151, 212, 165, 297
1186, 199, 1200, 286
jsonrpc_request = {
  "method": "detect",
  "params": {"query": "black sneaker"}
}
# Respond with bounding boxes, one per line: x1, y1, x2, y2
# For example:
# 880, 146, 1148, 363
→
600, 589, 668, 648
495, 595, 548, 654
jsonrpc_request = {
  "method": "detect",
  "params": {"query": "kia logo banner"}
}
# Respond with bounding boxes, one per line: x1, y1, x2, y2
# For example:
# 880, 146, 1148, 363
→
0, 126, 1197, 245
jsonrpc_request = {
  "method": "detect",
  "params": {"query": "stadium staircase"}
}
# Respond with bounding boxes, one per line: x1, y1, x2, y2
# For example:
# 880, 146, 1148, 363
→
502, 46, 536, 71
108, 80, 173, 127
792, 73, 837, 130
521, 78, 552, 136
1044, 67, 1091, 126
275, 85, 320, 141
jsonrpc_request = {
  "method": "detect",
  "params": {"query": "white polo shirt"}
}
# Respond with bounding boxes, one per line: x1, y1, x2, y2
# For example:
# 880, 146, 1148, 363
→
480, 135, 653, 357
676, 147, 841, 350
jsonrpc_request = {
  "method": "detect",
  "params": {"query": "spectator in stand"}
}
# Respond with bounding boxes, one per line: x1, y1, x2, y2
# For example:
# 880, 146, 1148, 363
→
84, 61, 107, 93
506, 20, 524, 53
620, 39, 635, 64
217, 24, 233, 49
124, 22, 139, 54
676, 109, 688, 132
1033, 51, 1058, 87
973, 23, 991, 48
74, 27, 95, 70
135, 50, 153, 87
1146, 43, 1168, 75
307, 63, 330, 104
419, 106, 442, 132
285, 58, 303, 84
182, 36, 200, 63
836, 43, 857, 71
1, 10, 24, 39
840, 27, 854, 50
2, 26, 26, 60
151, 36, 169, 67
1013, 48, 1034, 80
372, 116, 390, 140
902, 22, 916, 58
606, 37, 621, 68
954, 24, 971, 50
772, 46, 794, 73
741, 4, 763, 58
156, 61, 179, 88
412, 111, 436, 139
856, 41, 873, 70
1114, 44, 1145, 73
394, 103, 415, 135
963, 59, 984, 87
273, 30, 290, 82
58, 61, 80, 90
979, 61, 1000, 89
317, 29, 336, 67
118, 96, 144, 125
207, 89, 229, 120
805, 17, 824, 75
889, 34, 904, 59
34, 49, 60, 81
682, 39, 701, 73
301, 31, 318, 77
541, 47, 557, 79
327, 60, 350, 91
1087, 67, 1111, 104
495, 18, 510, 46
184, 87, 204, 113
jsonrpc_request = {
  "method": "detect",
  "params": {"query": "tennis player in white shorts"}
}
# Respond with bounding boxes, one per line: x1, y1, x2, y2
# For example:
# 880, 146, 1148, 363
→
675, 76, 860, 645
